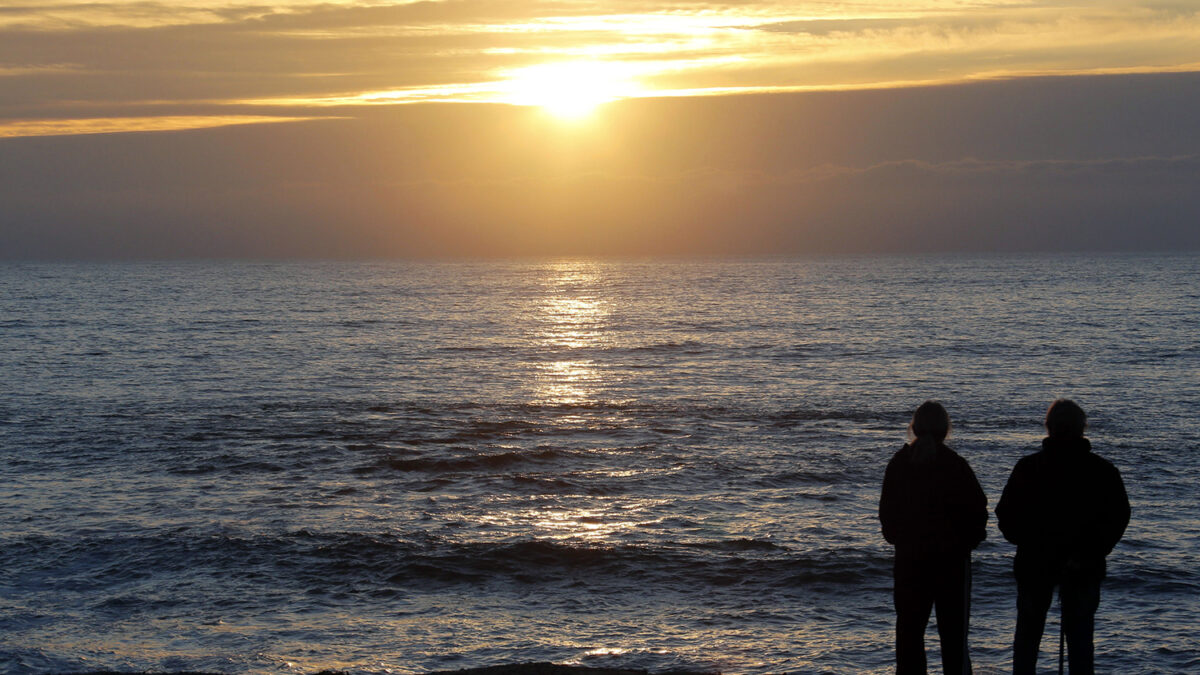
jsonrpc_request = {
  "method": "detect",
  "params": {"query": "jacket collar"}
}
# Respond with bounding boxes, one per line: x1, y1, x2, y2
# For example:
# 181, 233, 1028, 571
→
1042, 436, 1091, 454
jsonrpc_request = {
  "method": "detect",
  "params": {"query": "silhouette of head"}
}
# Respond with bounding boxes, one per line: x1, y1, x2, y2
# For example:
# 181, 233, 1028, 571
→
909, 400, 950, 442
1045, 399, 1087, 438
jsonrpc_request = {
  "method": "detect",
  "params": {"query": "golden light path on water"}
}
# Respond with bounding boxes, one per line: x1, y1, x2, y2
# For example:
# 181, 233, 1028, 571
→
428, 263, 675, 555
533, 261, 609, 405
519, 263, 659, 544
522, 263, 662, 663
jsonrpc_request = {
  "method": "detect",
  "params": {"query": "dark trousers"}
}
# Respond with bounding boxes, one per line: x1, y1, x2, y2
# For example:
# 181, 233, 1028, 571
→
894, 555, 973, 675
1012, 560, 1103, 675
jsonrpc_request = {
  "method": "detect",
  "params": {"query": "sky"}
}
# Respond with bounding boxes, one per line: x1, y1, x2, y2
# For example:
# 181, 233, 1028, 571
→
1, 0, 1198, 258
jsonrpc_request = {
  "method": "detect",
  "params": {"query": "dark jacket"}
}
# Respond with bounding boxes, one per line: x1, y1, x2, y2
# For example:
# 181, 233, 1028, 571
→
995, 437, 1130, 569
879, 442, 988, 560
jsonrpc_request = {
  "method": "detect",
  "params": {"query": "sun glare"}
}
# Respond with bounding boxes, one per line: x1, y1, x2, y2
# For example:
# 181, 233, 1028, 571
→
500, 61, 641, 119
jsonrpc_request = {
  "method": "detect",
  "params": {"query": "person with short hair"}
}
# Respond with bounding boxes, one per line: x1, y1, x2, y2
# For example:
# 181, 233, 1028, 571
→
880, 400, 988, 674
996, 399, 1130, 674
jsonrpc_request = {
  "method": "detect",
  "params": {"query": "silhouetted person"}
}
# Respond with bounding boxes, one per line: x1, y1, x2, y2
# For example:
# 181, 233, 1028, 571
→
996, 399, 1130, 674
880, 401, 987, 674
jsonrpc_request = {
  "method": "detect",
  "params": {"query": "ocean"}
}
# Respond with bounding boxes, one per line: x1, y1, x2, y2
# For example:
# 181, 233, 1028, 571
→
1, 255, 1197, 674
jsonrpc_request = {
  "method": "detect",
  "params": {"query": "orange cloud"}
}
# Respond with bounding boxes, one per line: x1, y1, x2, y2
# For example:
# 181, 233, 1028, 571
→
2, 1, 1198, 136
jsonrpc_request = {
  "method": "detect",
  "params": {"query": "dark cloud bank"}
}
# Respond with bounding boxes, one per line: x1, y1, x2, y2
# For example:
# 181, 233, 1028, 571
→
2, 72, 1198, 259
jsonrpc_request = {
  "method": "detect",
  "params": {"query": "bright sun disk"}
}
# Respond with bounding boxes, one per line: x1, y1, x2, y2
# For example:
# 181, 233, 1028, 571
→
500, 61, 640, 119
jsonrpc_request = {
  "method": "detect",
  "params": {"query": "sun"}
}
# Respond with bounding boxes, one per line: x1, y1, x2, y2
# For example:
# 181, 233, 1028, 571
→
500, 61, 641, 120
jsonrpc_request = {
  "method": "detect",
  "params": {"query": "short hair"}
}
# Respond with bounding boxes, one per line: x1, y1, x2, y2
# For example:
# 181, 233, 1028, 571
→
909, 400, 950, 442
1045, 399, 1087, 438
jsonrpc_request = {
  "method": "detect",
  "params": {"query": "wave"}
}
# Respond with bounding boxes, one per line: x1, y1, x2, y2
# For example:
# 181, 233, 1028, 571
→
766, 407, 893, 426
753, 470, 857, 489
122, 398, 905, 441
624, 340, 710, 354
0, 531, 894, 595
376, 447, 571, 473
679, 537, 787, 552
348, 537, 892, 591
167, 455, 288, 476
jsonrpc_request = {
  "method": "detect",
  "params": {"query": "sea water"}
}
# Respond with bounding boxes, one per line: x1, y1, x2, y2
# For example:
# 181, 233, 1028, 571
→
1, 255, 1197, 674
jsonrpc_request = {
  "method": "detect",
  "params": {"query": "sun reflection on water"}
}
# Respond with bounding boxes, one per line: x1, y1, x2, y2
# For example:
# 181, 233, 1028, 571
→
474, 496, 668, 542
532, 262, 611, 405
534, 360, 600, 406
519, 263, 656, 543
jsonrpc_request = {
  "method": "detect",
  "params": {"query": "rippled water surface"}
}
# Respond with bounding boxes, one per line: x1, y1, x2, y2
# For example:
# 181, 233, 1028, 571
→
1, 256, 1198, 674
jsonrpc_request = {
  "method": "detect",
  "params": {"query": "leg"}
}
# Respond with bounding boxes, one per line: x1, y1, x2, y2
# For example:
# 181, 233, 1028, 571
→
1012, 573, 1054, 675
1060, 574, 1101, 675
895, 559, 935, 674
933, 556, 972, 675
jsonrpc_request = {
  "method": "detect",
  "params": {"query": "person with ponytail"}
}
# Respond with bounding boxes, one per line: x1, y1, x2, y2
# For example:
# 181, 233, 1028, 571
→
880, 400, 988, 674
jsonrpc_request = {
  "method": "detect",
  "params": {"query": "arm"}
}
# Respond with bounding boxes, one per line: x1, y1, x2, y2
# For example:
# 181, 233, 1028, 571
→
995, 459, 1029, 546
945, 456, 988, 552
964, 462, 988, 549
1100, 463, 1131, 556
879, 457, 901, 546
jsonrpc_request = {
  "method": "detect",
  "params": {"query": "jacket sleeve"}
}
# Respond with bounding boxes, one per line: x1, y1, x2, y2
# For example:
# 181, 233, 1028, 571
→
879, 457, 901, 546
1098, 462, 1131, 556
995, 459, 1029, 546
961, 461, 988, 550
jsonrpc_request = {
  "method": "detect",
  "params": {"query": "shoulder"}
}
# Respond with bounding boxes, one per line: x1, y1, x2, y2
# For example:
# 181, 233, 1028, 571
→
1084, 449, 1118, 469
886, 444, 912, 465
1003, 452, 1041, 484
1012, 451, 1042, 471
1083, 450, 1124, 480
939, 445, 977, 471
940, 444, 967, 462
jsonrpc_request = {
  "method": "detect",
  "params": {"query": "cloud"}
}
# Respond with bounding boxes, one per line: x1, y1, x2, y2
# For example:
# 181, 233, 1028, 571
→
2, 1, 1199, 136
0, 114, 323, 138
818, 155, 1200, 182
1, 73, 1198, 258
